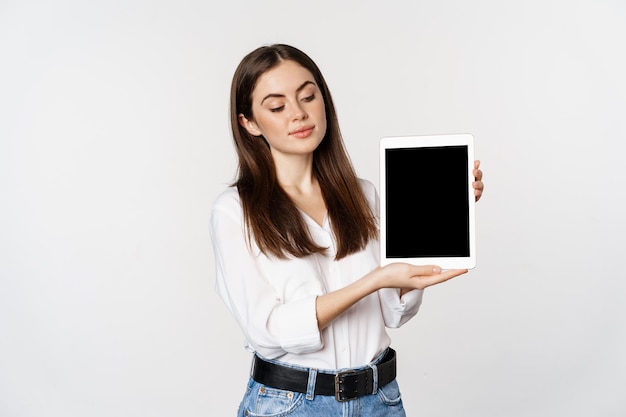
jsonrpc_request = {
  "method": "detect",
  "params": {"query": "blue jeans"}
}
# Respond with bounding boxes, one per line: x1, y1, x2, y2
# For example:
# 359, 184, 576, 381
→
237, 351, 407, 417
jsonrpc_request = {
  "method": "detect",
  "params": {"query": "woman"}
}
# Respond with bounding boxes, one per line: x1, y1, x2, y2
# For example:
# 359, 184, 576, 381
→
209, 44, 484, 416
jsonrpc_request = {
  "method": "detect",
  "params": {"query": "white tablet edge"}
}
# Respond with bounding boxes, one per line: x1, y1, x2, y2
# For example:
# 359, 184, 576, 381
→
379, 133, 476, 270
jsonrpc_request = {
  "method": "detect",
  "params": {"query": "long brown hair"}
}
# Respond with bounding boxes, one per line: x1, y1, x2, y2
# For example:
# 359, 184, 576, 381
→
230, 44, 377, 260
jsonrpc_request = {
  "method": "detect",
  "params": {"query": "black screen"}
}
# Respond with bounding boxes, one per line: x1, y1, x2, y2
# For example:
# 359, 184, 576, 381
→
385, 146, 470, 258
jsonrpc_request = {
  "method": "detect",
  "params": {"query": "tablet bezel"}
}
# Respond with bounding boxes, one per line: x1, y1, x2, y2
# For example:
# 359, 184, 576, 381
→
379, 133, 476, 270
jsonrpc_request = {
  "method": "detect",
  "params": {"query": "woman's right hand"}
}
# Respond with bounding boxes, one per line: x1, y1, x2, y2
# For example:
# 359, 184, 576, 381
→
374, 263, 468, 293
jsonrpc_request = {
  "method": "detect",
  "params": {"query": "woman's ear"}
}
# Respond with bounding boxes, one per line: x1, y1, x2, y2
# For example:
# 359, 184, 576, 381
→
238, 114, 262, 137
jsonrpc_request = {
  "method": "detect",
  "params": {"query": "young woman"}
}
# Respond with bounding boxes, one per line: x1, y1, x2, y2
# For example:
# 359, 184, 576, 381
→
209, 44, 484, 417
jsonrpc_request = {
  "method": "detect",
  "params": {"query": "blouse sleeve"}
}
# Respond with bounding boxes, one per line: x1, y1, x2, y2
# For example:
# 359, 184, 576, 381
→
377, 287, 424, 328
209, 189, 322, 358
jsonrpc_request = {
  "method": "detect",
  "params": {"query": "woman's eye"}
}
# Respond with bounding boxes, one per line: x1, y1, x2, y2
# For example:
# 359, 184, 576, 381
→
270, 106, 285, 113
302, 94, 315, 102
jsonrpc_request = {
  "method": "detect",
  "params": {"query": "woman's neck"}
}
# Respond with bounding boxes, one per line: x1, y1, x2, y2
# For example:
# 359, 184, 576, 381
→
275, 155, 326, 227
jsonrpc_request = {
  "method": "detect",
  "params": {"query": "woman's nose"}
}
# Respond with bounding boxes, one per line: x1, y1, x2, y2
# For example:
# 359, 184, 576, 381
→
292, 103, 308, 120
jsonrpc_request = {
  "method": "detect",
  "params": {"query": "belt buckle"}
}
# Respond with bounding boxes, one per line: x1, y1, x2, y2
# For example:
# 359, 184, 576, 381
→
334, 370, 359, 402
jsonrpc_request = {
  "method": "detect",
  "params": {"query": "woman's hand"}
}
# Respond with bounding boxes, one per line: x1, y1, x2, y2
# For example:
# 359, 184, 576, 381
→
473, 160, 484, 202
375, 263, 468, 293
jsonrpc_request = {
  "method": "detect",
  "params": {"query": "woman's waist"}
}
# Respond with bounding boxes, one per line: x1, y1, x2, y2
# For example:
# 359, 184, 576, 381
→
250, 347, 398, 401
250, 337, 391, 371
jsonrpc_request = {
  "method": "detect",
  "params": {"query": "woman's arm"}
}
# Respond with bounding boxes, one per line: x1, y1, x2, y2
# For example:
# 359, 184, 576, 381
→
210, 190, 323, 356
315, 263, 467, 330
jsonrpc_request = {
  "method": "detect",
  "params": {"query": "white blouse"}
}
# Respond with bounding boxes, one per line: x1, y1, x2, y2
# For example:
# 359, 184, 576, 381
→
209, 178, 423, 370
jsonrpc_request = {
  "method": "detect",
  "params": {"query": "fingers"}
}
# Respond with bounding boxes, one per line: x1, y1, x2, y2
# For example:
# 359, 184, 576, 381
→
409, 264, 443, 276
384, 263, 442, 282
402, 264, 466, 281
415, 268, 468, 289
474, 181, 483, 202
473, 160, 484, 202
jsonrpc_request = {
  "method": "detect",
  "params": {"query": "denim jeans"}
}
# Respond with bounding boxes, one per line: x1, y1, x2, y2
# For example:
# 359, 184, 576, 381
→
237, 350, 407, 417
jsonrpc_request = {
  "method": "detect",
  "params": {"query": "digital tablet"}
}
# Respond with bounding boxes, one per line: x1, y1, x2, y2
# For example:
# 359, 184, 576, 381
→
379, 134, 476, 269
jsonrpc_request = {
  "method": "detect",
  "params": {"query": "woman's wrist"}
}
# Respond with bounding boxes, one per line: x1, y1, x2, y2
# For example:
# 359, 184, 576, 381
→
364, 266, 386, 293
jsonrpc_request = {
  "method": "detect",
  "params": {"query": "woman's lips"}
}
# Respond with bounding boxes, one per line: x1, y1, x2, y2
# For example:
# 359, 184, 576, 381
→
290, 126, 314, 138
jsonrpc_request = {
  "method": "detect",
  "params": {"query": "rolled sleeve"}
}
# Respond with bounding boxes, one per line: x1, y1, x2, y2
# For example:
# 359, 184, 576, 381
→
378, 287, 424, 328
270, 294, 323, 354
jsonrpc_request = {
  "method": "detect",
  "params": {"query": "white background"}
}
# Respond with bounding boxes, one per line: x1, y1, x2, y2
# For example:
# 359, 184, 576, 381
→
1, 0, 625, 416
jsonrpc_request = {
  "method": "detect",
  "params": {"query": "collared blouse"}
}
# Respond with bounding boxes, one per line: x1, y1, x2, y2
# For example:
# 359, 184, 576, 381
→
209, 178, 423, 370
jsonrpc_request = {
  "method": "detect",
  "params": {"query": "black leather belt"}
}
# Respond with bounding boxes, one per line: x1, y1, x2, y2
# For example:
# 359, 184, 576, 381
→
251, 348, 397, 402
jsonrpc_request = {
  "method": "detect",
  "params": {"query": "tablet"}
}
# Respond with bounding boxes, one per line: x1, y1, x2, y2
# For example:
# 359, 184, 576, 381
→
379, 134, 476, 269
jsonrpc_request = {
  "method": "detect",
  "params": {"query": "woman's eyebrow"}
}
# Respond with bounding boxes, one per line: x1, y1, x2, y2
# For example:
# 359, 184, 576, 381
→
260, 81, 316, 105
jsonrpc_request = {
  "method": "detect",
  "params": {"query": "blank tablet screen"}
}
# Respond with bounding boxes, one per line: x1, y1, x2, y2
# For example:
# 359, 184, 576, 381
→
384, 145, 470, 258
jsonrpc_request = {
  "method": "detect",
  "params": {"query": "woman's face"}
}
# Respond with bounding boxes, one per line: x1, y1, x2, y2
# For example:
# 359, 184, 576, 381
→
239, 60, 327, 160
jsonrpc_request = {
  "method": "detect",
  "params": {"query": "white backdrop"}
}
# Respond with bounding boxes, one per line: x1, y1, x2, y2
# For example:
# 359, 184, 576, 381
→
1, 0, 625, 416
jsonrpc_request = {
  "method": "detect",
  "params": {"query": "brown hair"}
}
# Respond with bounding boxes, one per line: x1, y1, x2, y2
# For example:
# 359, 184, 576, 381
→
230, 44, 377, 260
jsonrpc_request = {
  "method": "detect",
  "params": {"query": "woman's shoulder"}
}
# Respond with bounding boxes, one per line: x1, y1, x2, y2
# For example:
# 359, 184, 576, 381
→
211, 186, 241, 214
357, 177, 377, 196
356, 177, 379, 213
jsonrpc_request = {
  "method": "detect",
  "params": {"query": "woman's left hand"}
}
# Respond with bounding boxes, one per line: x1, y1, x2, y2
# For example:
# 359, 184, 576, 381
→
473, 160, 484, 202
